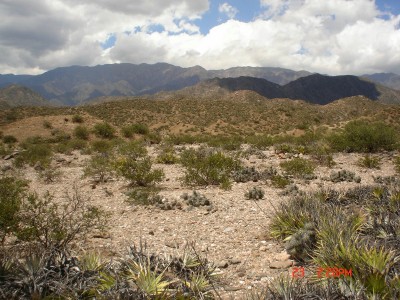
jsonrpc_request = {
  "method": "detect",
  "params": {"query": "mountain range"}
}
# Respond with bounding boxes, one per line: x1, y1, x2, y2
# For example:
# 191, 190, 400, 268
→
0, 63, 400, 106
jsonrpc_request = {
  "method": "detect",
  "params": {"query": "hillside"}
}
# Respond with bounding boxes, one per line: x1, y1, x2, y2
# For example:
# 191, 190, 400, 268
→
0, 84, 51, 107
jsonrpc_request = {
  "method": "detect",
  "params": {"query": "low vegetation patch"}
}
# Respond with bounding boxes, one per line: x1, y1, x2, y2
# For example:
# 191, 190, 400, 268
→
180, 147, 240, 189
93, 122, 116, 139
280, 158, 315, 179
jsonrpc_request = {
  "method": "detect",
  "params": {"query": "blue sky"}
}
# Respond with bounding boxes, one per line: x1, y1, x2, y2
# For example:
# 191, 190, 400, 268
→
1, 0, 400, 75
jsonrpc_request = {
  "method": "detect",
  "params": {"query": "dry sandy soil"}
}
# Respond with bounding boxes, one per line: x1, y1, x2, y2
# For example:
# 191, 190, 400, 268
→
1, 145, 398, 298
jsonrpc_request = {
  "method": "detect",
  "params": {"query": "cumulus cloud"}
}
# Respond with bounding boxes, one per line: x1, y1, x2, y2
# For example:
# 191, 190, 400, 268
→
218, 3, 238, 19
1, 0, 400, 75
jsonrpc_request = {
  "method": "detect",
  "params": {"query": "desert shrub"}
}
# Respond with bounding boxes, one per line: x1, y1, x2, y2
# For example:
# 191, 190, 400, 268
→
55, 139, 87, 154
311, 145, 335, 167
43, 120, 52, 129
143, 132, 162, 144
115, 154, 164, 187
122, 123, 149, 137
166, 134, 200, 145
206, 135, 243, 151
14, 143, 52, 168
72, 114, 84, 123
156, 146, 178, 164
74, 125, 90, 140
93, 122, 116, 139
84, 154, 114, 183
232, 166, 260, 183
394, 156, 400, 173
2, 135, 17, 144
327, 170, 361, 183
47, 130, 71, 143
245, 134, 273, 149
358, 154, 381, 169
126, 187, 162, 206
245, 187, 265, 200
0, 177, 27, 243
280, 158, 315, 179
329, 120, 398, 153
180, 148, 240, 189
16, 188, 108, 249
181, 191, 211, 207
91, 140, 113, 154
271, 174, 291, 188
39, 167, 62, 183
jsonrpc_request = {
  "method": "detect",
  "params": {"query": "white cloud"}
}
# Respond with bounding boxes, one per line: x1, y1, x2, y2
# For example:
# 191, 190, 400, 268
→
218, 3, 238, 19
1, 0, 400, 76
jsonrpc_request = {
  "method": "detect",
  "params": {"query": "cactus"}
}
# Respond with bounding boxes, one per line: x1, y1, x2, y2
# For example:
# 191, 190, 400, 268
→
285, 222, 316, 261
329, 170, 361, 183
245, 187, 265, 200
232, 166, 260, 183
181, 191, 211, 207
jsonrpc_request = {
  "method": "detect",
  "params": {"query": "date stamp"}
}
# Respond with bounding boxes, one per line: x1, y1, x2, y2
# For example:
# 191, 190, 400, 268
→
291, 267, 352, 278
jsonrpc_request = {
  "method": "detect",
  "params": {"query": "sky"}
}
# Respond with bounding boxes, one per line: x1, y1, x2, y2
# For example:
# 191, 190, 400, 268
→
1, 0, 400, 75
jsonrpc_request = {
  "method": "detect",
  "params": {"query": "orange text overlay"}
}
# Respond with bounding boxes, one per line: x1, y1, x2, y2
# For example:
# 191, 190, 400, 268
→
291, 267, 352, 278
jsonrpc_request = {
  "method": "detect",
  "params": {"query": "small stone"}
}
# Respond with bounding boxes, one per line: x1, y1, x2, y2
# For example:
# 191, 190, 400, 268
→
91, 184, 96, 189
217, 260, 229, 269
149, 231, 155, 236
224, 227, 234, 233
33, 162, 44, 171
259, 246, 267, 252
1, 164, 12, 172
3, 154, 14, 160
237, 271, 246, 277
229, 259, 241, 265
165, 242, 178, 249
270, 260, 293, 269
275, 251, 291, 261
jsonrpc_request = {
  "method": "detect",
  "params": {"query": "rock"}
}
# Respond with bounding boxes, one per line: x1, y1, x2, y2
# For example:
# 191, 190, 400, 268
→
33, 162, 44, 171
229, 259, 241, 265
55, 156, 66, 163
224, 227, 234, 233
270, 260, 293, 269
1, 164, 12, 172
275, 251, 291, 261
165, 242, 178, 249
3, 154, 14, 160
259, 246, 267, 252
217, 260, 229, 269
148, 231, 155, 236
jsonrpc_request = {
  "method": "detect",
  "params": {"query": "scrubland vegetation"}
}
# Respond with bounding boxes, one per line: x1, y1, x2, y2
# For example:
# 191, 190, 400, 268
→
1, 97, 400, 299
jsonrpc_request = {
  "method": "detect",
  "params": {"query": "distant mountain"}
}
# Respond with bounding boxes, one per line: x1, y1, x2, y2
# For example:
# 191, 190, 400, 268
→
0, 63, 310, 105
0, 84, 51, 107
180, 73, 400, 105
211, 67, 312, 85
362, 73, 400, 91
0, 74, 34, 88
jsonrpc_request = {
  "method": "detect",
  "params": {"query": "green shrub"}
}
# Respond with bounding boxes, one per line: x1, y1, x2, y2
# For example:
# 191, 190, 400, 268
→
358, 154, 380, 169
93, 122, 116, 139
47, 130, 71, 143
271, 174, 291, 188
0, 177, 27, 242
156, 146, 178, 164
394, 156, 400, 173
84, 154, 114, 183
55, 139, 87, 154
2, 135, 17, 144
180, 148, 240, 189
245, 134, 273, 149
39, 167, 62, 183
91, 140, 113, 154
126, 187, 162, 206
17, 188, 108, 249
114, 155, 164, 187
74, 125, 90, 140
14, 143, 52, 168
285, 222, 316, 261
42, 120, 52, 129
245, 187, 265, 200
329, 120, 398, 153
72, 114, 84, 123
206, 135, 243, 151
280, 158, 315, 179
121, 123, 149, 137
